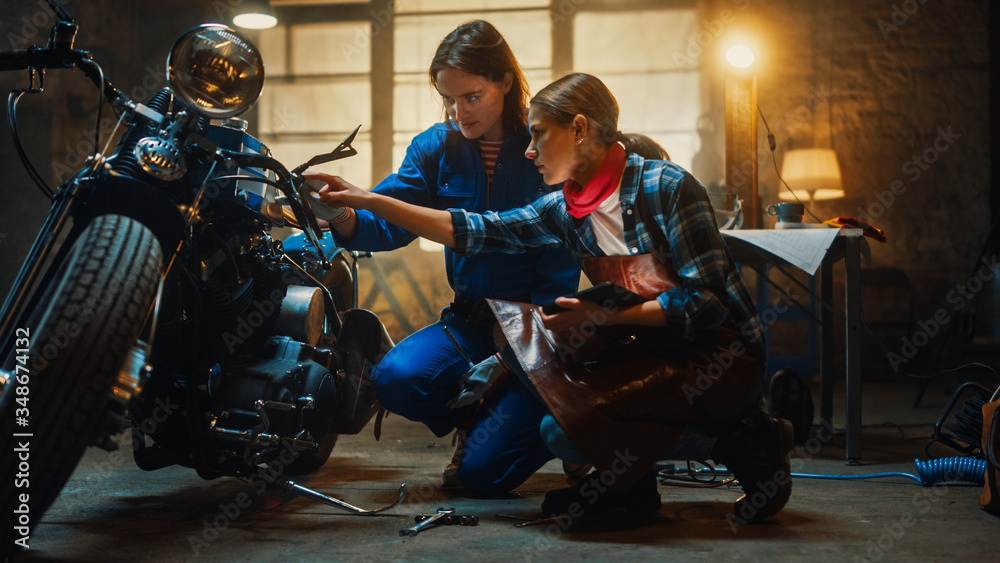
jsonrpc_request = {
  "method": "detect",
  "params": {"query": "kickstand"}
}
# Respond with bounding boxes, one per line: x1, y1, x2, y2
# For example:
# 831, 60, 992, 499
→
279, 478, 406, 515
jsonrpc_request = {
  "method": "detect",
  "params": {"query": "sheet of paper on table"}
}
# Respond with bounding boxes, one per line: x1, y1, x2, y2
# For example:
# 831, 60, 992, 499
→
721, 228, 841, 276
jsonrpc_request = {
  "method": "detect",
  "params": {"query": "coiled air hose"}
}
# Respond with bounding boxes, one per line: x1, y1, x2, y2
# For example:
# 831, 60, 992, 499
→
792, 456, 986, 486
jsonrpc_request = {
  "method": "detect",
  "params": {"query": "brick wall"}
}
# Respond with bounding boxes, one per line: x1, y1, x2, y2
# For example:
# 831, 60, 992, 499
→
701, 0, 991, 377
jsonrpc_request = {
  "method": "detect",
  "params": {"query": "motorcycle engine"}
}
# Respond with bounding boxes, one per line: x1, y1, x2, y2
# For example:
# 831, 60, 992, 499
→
205, 337, 340, 473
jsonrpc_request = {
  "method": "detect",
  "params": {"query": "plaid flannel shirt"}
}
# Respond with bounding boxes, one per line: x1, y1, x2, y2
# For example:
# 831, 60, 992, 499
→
450, 153, 765, 351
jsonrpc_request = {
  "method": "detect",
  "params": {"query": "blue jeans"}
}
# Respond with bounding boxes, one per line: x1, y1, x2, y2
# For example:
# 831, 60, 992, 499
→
372, 313, 495, 437
455, 376, 555, 496
372, 313, 555, 495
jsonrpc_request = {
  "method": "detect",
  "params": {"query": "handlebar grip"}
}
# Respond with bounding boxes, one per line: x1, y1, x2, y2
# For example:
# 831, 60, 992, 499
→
0, 47, 89, 71
0, 50, 36, 71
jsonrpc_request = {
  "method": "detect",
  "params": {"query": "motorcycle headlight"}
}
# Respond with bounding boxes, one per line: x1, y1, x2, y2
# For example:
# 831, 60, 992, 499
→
167, 24, 265, 119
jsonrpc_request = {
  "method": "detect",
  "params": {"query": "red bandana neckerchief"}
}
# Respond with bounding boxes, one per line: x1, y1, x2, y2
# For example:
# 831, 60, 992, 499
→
562, 142, 627, 219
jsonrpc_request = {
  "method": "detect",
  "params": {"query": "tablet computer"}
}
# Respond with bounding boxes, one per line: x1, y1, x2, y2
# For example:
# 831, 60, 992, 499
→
541, 282, 649, 315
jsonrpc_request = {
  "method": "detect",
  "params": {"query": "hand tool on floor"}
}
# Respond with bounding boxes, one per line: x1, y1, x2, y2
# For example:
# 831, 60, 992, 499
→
400, 507, 455, 536
495, 513, 570, 528
415, 513, 479, 526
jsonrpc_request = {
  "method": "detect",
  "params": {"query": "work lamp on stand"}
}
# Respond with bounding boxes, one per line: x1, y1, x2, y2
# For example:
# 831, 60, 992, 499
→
724, 42, 759, 228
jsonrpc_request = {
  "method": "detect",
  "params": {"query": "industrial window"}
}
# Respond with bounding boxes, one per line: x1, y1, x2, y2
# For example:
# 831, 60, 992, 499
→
256, 20, 374, 189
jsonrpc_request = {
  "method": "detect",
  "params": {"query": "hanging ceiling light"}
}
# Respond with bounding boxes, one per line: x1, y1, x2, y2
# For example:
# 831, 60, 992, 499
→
233, 0, 277, 30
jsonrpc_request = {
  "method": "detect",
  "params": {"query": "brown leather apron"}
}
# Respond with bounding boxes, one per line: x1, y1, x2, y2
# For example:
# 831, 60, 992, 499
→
487, 254, 764, 492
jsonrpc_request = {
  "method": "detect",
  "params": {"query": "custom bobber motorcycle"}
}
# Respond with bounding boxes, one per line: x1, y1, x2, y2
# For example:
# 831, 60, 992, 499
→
0, 2, 404, 549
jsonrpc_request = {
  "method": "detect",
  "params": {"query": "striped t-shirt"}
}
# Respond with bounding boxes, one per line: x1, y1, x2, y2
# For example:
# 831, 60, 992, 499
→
478, 139, 503, 185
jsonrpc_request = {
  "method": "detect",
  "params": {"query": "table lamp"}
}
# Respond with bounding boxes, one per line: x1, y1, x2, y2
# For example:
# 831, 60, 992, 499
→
778, 148, 845, 201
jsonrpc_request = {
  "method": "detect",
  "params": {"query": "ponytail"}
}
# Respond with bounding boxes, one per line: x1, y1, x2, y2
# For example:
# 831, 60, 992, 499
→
531, 74, 671, 161
620, 132, 670, 161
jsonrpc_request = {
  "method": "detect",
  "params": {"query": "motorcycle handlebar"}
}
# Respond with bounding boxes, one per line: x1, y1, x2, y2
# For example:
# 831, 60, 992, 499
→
0, 46, 89, 71
216, 148, 330, 263
0, 47, 129, 106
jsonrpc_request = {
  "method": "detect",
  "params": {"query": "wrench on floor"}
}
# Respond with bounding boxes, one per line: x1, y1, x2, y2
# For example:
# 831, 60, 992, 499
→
400, 507, 455, 536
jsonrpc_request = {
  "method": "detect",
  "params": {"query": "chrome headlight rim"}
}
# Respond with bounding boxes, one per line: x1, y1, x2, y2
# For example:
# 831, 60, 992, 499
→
166, 23, 265, 119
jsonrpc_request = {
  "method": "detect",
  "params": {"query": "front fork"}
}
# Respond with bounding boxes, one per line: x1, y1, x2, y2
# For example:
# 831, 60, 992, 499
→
0, 179, 85, 361
91, 272, 165, 452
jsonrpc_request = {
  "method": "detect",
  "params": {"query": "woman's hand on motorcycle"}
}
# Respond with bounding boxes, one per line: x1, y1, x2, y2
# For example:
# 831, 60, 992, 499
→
305, 171, 457, 247
305, 172, 371, 210
303, 172, 363, 237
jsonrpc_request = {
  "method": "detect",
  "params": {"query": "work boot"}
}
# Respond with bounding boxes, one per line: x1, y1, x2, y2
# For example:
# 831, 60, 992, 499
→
541, 468, 661, 519
441, 428, 468, 488
712, 411, 794, 523
562, 461, 593, 480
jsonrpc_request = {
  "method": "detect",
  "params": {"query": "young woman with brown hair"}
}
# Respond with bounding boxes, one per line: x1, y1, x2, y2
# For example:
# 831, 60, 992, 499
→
307, 72, 793, 523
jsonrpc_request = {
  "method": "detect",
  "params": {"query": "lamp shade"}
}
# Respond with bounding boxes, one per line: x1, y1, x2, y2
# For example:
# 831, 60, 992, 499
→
779, 148, 845, 201
233, 0, 277, 30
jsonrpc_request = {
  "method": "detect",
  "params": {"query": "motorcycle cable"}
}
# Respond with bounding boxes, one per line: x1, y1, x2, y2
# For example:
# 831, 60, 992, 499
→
209, 174, 287, 193
82, 108, 129, 178
7, 70, 53, 199
281, 252, 340, 333
76, 58, 105, 158
5, 57, 108, 199
185, 159, 219, 226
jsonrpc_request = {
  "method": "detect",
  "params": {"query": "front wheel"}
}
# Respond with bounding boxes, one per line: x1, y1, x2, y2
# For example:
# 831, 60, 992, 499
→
1, 215, 162, 551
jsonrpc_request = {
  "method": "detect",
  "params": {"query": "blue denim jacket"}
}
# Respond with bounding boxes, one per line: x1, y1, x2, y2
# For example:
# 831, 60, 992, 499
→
331, 122, 580, 305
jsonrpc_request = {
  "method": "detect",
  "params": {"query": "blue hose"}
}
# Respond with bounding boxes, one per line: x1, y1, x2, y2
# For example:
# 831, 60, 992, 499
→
913, 457, 987, 486
791, 456, 986, 486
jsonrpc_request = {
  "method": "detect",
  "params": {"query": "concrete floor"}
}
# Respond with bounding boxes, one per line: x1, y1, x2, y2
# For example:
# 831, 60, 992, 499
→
13, 378, 999, 562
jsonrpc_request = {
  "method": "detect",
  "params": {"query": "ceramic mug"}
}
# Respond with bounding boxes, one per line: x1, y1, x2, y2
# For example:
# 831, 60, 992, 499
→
766, 202, 804, 223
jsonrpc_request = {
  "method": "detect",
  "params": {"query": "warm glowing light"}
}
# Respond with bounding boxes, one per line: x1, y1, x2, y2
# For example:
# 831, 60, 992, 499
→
725, 45, 755, 69
233, 12, 277, 30
779, 149, 845, 201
